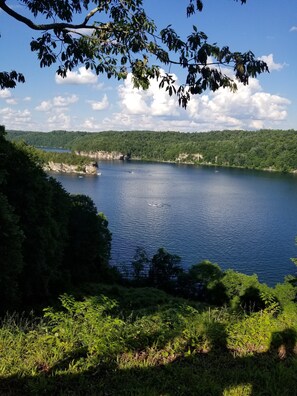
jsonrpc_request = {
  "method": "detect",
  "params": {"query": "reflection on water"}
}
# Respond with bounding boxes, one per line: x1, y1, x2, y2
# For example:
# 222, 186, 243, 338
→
52, 161, 297, 285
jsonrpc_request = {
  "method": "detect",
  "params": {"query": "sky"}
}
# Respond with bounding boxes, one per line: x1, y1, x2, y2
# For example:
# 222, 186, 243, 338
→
0, 0, 296, 133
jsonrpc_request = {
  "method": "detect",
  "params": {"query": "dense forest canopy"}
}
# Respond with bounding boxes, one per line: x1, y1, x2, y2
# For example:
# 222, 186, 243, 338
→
7, 129, 297, 173
0, 126, 112, 312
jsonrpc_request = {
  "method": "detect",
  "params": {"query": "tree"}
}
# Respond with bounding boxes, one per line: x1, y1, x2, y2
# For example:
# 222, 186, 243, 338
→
0, 193, 24, 310
0, 126, 113, 311
64, 194, 112, 285
0, 0, 268, 107
177, 260, 226, 302
149, 247, 182, 289
0, 134, 72, 306
131, 246, 150, 281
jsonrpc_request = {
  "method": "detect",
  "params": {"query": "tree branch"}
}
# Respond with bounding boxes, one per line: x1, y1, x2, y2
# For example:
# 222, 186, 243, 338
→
0, 0, 95, 31
83, 6, 101, 25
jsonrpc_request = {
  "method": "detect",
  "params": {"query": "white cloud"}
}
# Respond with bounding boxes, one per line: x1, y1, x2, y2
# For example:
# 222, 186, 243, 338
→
53, 94, 79, 107
187, 78, 290, 130
88, 94, 109, 110
35, 100, 52, 112
55, 67, 98, 85
23, 96, 32, 102
258, 54, 285, 71
0, 89, 12, 99
6, 98, 17, 105
118, 73, 178, 116
36, 94, 79, 112
290, 26, 297, 32
93, 71, 291, 132
81, 117, 100, 130
118, 77, 150, 115
47, 112, 72, 129
4, 70, 291, 132
0, 107, 31, 128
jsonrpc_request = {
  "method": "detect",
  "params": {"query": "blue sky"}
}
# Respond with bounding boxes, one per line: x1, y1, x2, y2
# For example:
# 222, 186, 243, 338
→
0, 0, 296, 132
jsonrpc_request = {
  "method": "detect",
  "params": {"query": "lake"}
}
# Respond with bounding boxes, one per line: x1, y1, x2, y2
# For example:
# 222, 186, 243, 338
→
51, 161, 297, 286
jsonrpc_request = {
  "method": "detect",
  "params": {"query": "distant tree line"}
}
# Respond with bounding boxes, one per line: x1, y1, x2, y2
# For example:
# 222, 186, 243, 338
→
0, 126, 113, 313
7, 129, 297, 173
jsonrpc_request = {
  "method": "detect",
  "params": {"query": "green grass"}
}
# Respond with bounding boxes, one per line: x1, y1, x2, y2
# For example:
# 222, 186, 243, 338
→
0, 285, 296, 395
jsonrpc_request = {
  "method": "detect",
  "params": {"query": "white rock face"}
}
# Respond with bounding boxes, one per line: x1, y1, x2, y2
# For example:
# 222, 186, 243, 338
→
75, 151, 125, 160
44, 161, 98, 174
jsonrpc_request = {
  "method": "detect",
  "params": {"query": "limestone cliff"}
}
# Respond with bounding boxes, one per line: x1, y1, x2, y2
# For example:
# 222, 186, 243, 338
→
44, 161, 99, 174
75, 150, 129, 160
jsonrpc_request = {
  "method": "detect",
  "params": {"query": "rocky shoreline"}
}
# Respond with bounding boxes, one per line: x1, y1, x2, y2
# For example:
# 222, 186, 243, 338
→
44, 161, 99, 175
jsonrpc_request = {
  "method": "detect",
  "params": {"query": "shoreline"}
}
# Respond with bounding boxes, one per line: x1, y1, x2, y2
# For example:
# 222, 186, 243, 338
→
74, 150, 297, 176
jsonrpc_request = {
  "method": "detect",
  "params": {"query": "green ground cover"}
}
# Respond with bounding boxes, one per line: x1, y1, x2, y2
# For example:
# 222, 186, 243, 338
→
0, 284, 296, 396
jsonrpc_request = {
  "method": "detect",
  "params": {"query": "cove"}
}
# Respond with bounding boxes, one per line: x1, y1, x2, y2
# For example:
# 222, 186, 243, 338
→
52, 160, 297, 286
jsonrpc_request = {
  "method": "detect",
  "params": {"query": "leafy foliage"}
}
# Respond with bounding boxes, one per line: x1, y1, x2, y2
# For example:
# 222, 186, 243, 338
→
148, 247, 182, 290
0, 0, 268, 107
0, 285, 296, 395
43, 294, 125, 360
63, 195, 112, 285
19, 144, 95, 167
0, 193, 24, 309
126, 247, 297, 312
0, 127, 113, 312
131, 246, 150, 281
0, 71, 25, 89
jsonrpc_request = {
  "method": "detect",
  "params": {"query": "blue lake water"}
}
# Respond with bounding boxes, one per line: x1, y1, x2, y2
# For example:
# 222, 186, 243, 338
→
52, 161, 297, 286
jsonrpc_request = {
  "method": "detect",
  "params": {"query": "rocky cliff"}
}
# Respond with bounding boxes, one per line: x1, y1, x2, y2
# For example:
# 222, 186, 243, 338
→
75, 150, 129, 160
44, 161, 99, 174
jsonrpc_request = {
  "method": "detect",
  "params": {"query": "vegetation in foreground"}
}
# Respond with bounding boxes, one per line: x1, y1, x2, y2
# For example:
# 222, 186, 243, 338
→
0, 283, 297, 396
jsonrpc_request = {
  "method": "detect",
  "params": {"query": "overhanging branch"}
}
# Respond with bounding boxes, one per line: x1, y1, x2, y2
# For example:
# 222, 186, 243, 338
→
0, 0, 96, 31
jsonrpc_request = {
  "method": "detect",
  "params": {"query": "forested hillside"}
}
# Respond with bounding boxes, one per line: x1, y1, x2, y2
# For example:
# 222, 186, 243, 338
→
0, 127, 112, 312
7, 129, 297, 172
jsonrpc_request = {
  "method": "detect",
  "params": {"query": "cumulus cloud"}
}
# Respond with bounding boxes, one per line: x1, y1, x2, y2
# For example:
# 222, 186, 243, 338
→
290, 26, 297, 32
81, 117, 101, 130
93, 71, 291, 132
118, 73, 178, 116
47, 112, 72, 129
0, 89, 12, 99
53, 94, 79, 106
0, 107, 31, 128
258, 54, 285, 71
55, 67, 98, 85
187, 78, 290, 130
36, 94, 79, 111
5, 69, 291, 132
88, 94, 109, 110
35, 100, 52, 112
